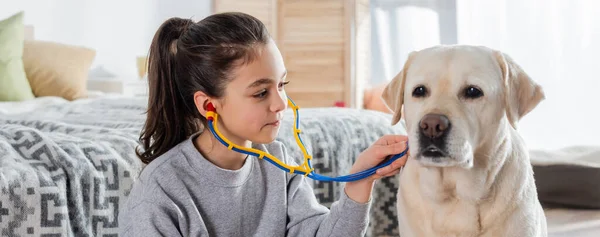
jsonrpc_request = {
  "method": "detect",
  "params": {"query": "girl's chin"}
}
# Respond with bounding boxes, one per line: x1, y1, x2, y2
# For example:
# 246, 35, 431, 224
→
251, 129, 280, 144
252, 137, 277, 144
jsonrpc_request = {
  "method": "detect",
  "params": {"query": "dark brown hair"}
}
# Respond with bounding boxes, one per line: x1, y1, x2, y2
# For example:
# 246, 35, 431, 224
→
137, 12, 271, 164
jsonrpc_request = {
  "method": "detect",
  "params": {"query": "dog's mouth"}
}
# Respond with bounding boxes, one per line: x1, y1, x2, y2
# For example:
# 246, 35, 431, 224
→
414, 145, 459, 167
414, 145, 474, 168
421, 145, 448, 157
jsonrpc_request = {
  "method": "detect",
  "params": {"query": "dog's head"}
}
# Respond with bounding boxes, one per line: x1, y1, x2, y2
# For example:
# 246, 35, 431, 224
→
382, 45, 544, 168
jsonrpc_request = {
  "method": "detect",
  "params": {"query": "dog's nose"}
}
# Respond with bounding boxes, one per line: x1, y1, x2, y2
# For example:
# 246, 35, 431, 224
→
419, 114, 450, 139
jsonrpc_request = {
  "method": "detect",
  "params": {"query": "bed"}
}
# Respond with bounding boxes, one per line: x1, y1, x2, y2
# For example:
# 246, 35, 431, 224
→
0, 95, 409, 236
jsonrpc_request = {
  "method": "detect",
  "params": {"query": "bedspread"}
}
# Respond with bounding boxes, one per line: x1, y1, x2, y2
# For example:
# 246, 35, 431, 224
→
0, 98, 146, 236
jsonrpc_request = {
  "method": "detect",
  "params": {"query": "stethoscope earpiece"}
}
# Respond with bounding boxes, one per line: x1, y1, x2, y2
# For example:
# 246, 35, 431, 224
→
206, 102, 215, 112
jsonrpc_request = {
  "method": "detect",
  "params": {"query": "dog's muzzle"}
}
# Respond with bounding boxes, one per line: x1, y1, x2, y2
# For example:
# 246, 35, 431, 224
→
418, 113, 451, 157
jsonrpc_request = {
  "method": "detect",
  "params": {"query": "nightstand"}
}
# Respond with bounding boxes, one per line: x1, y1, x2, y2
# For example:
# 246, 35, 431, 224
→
87, 77, 149, 97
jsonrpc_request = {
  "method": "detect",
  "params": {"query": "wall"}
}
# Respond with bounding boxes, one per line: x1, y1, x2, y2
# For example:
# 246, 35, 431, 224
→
0, 0, 212, 78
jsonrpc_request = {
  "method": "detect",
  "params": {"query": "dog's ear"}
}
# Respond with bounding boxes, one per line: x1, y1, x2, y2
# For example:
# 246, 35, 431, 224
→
494, 51, 545, 129
382, 52, 415, 125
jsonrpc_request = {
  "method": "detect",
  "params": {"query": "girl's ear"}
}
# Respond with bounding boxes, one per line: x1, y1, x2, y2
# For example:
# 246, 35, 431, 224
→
194, 91, 213, 118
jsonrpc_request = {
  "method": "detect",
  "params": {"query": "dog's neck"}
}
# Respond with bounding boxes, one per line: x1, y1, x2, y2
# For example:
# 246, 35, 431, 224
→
411, 122, 532, 233
418, 127, 528, 202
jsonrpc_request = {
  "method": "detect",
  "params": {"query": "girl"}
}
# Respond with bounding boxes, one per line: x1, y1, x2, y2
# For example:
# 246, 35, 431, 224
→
119, 12, 408, 236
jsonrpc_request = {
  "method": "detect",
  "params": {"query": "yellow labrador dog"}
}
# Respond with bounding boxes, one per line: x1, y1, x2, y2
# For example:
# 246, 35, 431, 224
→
382, 45, 547, 237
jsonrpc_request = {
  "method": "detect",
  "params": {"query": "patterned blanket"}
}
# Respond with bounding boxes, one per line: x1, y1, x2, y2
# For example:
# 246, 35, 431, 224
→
0, 96, 406, 237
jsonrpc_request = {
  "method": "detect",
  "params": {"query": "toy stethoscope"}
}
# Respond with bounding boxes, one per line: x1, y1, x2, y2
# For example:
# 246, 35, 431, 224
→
205, 97, 408, 182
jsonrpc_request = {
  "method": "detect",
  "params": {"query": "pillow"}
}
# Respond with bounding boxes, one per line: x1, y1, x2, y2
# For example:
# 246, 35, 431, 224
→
531, 146, 600, 209
0, 11, 35, 101
22, 40, 96, 100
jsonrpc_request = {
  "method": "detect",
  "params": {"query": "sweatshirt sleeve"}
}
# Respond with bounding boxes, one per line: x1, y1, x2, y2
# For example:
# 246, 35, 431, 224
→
280, 144, 372, 237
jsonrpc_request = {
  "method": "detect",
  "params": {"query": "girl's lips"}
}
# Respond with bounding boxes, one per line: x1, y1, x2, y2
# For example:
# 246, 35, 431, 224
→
266, 120, 280, 126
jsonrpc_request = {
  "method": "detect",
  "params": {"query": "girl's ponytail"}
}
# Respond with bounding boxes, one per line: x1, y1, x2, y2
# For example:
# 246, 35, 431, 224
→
136, 13, 271, 164
137, 17, 198, 164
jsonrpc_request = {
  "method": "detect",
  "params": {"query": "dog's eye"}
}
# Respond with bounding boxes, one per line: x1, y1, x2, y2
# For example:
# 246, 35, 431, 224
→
412, 86, 428, 97
464, 86, 484, 99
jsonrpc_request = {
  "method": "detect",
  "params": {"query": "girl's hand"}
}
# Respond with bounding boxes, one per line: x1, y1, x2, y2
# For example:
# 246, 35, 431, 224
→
352, 135, 409, 179
344, 135, 409, 203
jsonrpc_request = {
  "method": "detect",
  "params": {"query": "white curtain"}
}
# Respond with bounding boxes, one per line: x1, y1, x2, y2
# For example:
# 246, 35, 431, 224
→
372, 0, 600, 150
371, 0, 447, 85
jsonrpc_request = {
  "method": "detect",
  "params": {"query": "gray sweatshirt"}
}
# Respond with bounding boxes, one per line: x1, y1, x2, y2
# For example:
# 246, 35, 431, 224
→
119, 134, 371, 236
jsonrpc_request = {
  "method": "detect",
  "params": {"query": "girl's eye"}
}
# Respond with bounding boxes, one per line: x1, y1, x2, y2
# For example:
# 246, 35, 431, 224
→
254, 89, 268, 98
279, 81, 290, 89
254, 81, 289, 99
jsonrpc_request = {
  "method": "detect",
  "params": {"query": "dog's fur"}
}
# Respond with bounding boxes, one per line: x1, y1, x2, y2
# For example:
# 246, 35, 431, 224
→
382, 45, 548, 237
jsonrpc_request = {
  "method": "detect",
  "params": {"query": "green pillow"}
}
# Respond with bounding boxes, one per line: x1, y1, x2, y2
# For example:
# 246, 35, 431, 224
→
0, 11, 35, 101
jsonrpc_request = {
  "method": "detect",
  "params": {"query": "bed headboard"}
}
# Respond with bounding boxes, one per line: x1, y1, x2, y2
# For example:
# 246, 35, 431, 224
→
24, 25, 34, 40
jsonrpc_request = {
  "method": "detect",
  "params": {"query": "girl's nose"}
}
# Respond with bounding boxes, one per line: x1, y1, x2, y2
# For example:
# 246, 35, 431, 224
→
271, 91, 287, 112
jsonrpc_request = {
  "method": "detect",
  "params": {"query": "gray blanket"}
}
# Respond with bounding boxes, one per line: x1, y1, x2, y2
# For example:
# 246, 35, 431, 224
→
0, 97, 406, 236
